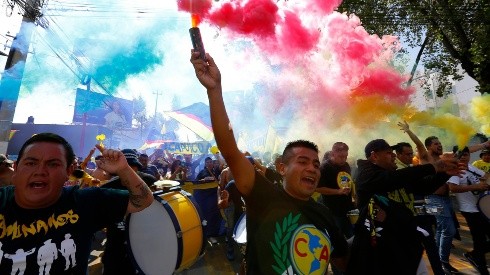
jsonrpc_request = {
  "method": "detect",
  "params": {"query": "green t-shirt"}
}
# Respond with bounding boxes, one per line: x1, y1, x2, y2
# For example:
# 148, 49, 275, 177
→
0, 185, 128, 274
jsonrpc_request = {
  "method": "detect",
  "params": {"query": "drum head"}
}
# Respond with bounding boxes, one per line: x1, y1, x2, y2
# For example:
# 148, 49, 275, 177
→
478, 194, 490, 219
127, 200, 178, 275
154, 180, 180, 188
233, 213, 247, 244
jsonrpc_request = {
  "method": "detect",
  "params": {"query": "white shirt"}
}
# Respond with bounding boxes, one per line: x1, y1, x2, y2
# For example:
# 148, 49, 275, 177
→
448, 164, 485, 213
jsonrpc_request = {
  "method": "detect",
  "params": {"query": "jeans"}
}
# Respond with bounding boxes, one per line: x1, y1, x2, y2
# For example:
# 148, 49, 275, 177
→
223, 204, 236, 253
426, 195, 456, 263
416, 215, 445, 275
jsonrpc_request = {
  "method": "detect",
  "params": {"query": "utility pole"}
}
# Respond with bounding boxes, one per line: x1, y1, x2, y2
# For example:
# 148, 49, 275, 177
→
0, 0, 44, 153
153, 90, 162, 118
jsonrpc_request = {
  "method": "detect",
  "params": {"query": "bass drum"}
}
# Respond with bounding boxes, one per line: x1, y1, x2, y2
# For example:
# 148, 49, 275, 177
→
126, 190, 206, 275
478, 191, 490, 219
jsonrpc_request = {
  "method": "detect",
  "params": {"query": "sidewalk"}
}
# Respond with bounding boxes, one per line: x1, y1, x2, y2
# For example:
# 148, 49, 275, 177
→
88, 212, 488, 275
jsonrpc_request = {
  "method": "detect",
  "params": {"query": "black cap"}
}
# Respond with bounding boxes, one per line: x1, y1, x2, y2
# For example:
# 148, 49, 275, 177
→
364, 139, 394, 158
121, 149, 143, 170
452, 146, 469, 159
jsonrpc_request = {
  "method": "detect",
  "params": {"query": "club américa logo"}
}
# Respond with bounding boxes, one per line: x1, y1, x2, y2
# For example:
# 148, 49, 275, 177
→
270, 213, 332, 275
290, 224, 332, 274
337, 171, 352, 189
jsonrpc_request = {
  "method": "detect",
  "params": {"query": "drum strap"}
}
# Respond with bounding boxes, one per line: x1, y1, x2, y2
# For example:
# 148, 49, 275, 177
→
466, 169, 484, 182
466, 168, 485, 195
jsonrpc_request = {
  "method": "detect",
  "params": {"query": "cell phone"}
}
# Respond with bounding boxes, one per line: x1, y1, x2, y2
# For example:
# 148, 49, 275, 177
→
189, 27, 206, 61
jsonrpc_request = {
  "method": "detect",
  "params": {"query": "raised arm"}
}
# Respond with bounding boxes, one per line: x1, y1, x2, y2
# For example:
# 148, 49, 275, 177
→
80, 147, 96, 170
468, 140, 490, 153
398, 121, 430, 164
95, 145, 153, 214
190, 51, 255, 196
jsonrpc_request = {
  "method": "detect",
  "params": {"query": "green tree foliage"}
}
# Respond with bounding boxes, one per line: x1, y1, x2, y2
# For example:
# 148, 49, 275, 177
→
337, 0, 490, 96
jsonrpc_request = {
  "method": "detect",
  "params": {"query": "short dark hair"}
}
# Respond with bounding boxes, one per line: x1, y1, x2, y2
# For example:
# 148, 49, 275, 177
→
393, 142, 412, 154
424, 136, 439, 147
139, 153, 149, 158
17, 133, 75, 168
282, 140, 319, 164
332, 142, 349, 152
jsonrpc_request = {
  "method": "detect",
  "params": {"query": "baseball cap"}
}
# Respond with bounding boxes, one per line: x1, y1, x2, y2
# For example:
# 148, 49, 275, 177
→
121, 149, 143, 170
452, 146, 469, 159
0, 154, 13, 164
364, 139, 395, 158
480, 148, 490, 158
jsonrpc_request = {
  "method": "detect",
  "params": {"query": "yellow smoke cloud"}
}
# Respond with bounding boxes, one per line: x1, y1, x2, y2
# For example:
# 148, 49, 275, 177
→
344, 95, 477, 148
404, 110, 477, 148
470, 94, 490, 136
345, 95, 404, 127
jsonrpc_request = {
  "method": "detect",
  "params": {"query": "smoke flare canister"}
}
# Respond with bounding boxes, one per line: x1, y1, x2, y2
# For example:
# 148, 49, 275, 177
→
189, 27, 206, 61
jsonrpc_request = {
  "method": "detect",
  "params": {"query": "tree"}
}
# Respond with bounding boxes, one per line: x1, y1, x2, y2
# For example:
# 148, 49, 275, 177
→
337, 0, 490, 96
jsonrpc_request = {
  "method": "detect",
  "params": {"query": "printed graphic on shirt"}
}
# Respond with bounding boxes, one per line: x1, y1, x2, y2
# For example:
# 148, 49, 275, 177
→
0, 210, 79, 274
0, 210, 79, 240
59, 234, 77, 270
473, 160, 490, 173
387, 188, 415, 214
271, 213, 332, 275
336, 171, 352, 189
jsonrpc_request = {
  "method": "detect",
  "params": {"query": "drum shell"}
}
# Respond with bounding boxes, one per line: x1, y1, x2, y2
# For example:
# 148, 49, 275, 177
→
160, 191, 204, 270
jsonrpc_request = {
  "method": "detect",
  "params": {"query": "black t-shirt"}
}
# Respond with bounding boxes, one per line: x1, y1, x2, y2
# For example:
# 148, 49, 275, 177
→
317, 161, 355, 216
0, 185, 128, 275
265, 168, 283, 187
244, 171, 348, 275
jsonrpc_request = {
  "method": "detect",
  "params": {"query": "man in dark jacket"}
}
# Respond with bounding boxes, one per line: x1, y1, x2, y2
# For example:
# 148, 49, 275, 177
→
348, 139, 460, 275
